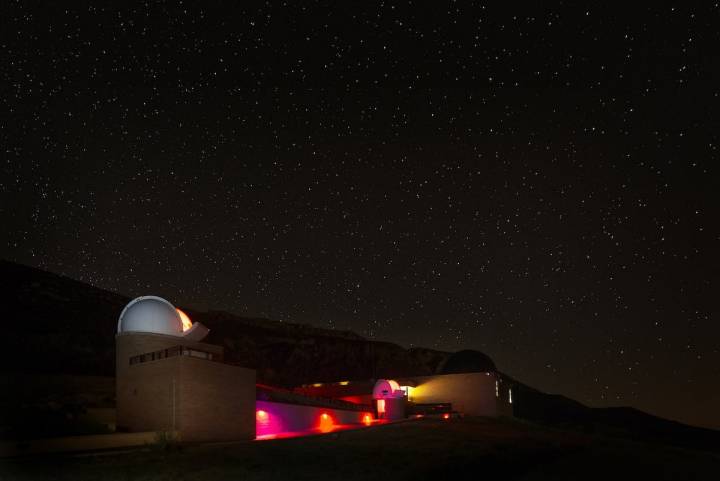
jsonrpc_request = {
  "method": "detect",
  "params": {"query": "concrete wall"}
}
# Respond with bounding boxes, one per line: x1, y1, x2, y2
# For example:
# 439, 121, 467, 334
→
376, 397, 406, 420
115, 331, 223, 374
116, 332, 255, 442
116, 355, 181, 434
176, 356, 255, 442
256, 400, 372, 438
402, 372, 512, 417
116, 331, 224, 432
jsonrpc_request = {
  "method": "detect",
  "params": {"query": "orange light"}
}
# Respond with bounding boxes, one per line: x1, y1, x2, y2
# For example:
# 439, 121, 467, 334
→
318, 412, 334, 433
256, 410, 268, 421
176, 308, 192, 331
377, 399, 385, 414
362, 414, 372, 425
443, 413, 450, 419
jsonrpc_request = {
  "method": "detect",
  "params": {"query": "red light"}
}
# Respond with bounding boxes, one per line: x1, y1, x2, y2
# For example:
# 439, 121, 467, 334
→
443, 413, 450, 420
362, 414, 372, 425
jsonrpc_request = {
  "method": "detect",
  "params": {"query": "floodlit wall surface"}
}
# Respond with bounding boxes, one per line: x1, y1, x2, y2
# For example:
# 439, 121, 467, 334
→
116, 355, 181, 434
404, 372, 511, 417
177, 356, 256, 441
376, 397, 406, 420
256, 400, 371, 438
116, 332, 255, 442
116, 331, 223, 366
116, 332, 219, 434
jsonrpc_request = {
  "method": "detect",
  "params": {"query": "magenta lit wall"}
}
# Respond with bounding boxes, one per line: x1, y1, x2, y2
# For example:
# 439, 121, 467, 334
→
255, 400, 372, 438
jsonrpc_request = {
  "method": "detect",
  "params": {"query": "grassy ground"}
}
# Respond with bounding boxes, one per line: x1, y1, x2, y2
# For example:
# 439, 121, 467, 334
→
2, 417, 720, 480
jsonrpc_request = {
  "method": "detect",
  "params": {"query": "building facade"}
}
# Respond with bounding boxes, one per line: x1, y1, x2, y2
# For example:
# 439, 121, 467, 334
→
116, 296, 514, 442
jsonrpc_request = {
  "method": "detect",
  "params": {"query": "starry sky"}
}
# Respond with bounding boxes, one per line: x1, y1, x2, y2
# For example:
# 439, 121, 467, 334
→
2, 2, 719, 429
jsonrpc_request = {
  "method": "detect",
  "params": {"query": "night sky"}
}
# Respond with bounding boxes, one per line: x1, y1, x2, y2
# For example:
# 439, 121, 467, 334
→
2, 3, 719, 429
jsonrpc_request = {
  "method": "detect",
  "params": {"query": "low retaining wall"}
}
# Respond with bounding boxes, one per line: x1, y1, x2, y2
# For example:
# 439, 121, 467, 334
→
256, 400, 372, 438
0, 431, 159, 457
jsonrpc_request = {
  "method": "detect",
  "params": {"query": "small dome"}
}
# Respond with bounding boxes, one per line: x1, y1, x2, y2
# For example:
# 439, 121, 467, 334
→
117, 296, 184, 336
436, 350, 496, 374
373, 379, 403, 399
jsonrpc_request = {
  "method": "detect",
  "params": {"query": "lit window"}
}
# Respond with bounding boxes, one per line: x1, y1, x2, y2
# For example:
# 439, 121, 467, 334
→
495, 380, 499, 398
508, 388, 513, 404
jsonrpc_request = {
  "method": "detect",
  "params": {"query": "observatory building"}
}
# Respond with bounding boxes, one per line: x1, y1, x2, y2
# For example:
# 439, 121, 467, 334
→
372, 379, 406, 420
116, 296, 255, 441
116, 296, 514, 442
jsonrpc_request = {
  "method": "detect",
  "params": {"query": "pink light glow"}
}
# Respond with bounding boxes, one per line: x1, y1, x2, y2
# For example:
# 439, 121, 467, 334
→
256, 422, 374, 441
255, 401, 380, 440
443, 413, 450, 419
256, 407, 285, 438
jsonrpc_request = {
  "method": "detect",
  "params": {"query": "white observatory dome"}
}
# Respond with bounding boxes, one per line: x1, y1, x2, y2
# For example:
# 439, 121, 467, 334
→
373, 379, 403, 399
117, 296, 184, 335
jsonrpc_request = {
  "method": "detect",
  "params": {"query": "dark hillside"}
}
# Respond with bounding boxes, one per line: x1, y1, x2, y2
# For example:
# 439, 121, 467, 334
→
0, 260, 449, 384
513, 383, 720, 451
3, 260, 720, 451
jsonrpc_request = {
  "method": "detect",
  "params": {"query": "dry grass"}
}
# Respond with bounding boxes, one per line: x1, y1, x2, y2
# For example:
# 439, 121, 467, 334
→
2, 417, 719, 481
